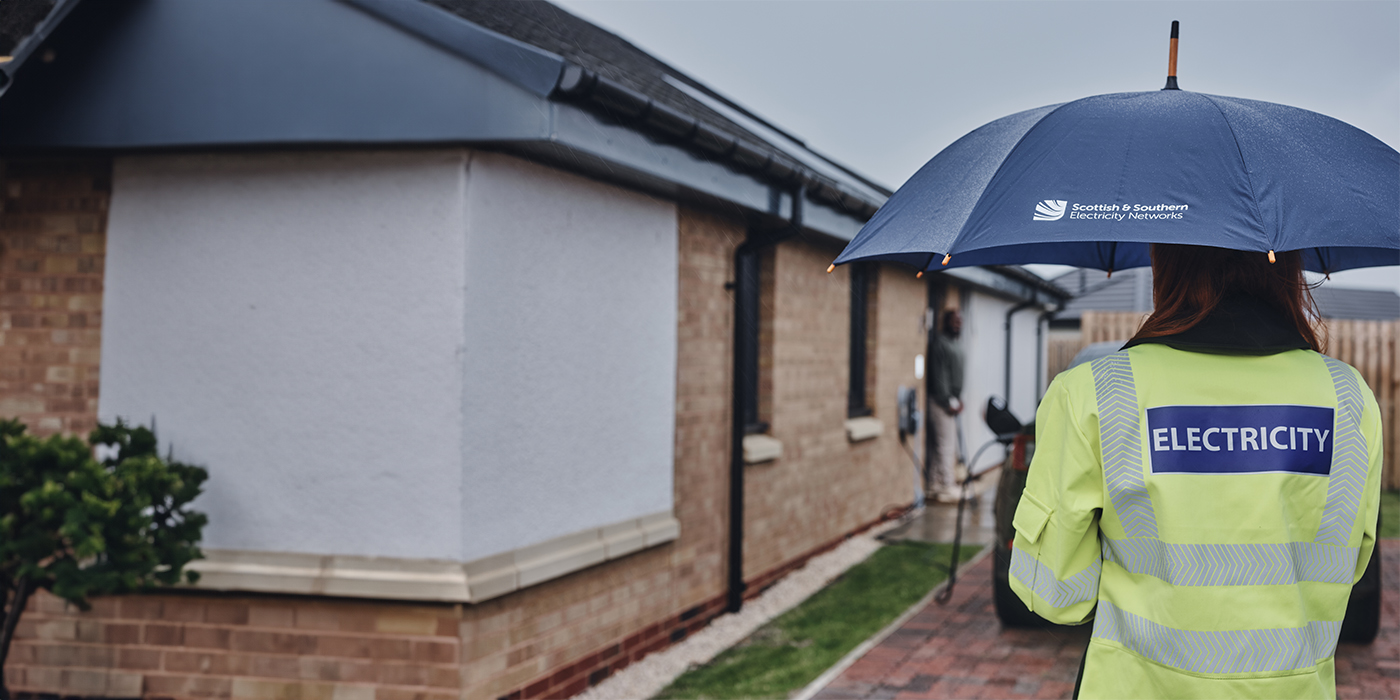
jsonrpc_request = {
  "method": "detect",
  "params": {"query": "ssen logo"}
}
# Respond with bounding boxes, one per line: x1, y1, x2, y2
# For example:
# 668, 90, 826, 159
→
1033, 200, 1067, 221
1035, 199, 1190, 222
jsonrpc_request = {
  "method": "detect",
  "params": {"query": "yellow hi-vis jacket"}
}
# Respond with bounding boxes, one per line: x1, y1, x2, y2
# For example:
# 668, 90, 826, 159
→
1011, 345, 1383, 699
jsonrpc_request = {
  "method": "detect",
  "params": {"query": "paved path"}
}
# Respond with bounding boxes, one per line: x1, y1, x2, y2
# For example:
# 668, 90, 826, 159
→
814, 540, 1400, 700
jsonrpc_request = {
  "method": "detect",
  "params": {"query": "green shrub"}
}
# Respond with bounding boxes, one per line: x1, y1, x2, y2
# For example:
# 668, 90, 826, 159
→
0, 419, 207, 700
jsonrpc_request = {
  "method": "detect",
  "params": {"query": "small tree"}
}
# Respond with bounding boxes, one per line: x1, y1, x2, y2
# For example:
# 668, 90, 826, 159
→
0, 419, 207, 700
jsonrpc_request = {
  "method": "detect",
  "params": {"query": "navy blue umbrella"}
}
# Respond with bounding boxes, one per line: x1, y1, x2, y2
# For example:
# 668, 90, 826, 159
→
833, 85, 1399, 275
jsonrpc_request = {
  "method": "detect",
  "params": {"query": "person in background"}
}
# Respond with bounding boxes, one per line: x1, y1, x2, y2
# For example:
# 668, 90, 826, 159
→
929, 309, 965, 503
1011, 244, 1383, 699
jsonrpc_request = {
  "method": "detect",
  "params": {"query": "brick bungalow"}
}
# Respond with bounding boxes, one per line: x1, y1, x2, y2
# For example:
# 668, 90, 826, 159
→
0, 1, 1065, 699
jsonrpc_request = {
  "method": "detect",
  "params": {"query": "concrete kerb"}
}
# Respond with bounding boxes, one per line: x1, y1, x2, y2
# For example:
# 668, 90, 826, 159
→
791, 543, 995, 700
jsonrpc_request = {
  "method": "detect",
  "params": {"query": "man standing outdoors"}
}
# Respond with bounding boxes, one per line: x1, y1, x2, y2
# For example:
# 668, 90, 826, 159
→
929, 309, 964, 503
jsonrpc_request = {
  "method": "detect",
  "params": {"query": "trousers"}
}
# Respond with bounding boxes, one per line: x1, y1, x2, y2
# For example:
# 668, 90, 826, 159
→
929, 405, 959, 494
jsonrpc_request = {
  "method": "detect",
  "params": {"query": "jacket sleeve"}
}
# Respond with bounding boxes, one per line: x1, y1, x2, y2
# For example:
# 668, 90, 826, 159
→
1009, 371, 1103, 625
1354, 376, 1384, 584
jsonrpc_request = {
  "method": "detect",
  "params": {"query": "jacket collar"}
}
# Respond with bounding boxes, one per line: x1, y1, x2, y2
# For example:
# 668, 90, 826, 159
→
1121, 294, 1313, 355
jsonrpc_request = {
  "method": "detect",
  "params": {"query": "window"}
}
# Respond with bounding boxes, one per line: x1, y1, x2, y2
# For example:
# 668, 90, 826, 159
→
848, 263, 875, 418
736, 248, 770, 434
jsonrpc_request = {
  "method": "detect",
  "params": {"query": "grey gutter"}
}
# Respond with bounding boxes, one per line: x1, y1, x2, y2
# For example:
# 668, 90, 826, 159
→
987, 265, 1071, 301
551, 65, 882, 221
941, 267, 1066, 307
514, 102, 865, 240
0, 0, 83, 98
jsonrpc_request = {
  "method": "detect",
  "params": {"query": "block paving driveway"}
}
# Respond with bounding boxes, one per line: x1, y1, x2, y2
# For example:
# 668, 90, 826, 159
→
813, 540, 1400, 699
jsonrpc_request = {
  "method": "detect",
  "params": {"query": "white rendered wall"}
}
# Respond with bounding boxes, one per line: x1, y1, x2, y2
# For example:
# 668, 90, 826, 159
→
101, 151, 471, 560
101, 150, 679, 565
459, 154, 678, 562
1008, 311, 1043, 421
958, 292, 1040, 470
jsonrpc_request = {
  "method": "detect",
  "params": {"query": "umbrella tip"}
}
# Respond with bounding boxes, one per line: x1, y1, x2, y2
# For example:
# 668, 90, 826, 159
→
916, 271, 923, 278
827, 264, 836, 273
1163, 20, 1180, 90
941, 253, 952, 266
1268, 249, 1276, 264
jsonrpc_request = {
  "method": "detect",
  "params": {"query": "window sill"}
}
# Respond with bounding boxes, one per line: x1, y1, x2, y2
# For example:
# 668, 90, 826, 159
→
187, 511, 680, 604
845, 416, 884, 442
743, 434, 783, 464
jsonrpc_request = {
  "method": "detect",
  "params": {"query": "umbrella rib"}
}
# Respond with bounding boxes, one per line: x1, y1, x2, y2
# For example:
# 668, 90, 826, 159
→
913, 252, 936, 278
1196, 93, 1269, 247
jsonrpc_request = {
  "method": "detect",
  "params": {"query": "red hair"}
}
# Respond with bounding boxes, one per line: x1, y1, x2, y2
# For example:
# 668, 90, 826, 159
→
1129, 244, 1324, 352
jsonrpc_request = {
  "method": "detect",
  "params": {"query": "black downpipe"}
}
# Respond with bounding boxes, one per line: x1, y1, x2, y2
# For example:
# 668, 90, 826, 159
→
1034, 308, 1058, 402
728, 185, 805, 613
1003, 300, 1036, 403
1036, 310, 1047, 403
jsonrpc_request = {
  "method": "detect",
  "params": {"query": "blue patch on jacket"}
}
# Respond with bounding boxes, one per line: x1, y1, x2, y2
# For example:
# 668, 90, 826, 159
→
1145, 405, 1334, 475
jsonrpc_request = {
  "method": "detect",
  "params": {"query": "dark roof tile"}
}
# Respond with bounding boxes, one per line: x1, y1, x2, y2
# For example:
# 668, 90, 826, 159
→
0, 0, 54, 56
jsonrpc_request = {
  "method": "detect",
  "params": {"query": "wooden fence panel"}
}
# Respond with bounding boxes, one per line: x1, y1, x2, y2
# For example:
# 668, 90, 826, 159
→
1081, 310, 1149, 345
1048, 315, 1399, 488
1045, 311, 1149, 381
1323, 319, 1400, 490
1046, 337, 1083, 383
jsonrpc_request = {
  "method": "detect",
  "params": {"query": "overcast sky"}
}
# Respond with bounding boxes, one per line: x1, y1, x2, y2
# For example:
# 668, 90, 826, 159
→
551, 0, 1400, 294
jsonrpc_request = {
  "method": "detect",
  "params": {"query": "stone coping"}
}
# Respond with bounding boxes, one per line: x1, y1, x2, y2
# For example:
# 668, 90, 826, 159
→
742, 434, 783, 464
188, 511, 679, 604
844, 416, 884, 442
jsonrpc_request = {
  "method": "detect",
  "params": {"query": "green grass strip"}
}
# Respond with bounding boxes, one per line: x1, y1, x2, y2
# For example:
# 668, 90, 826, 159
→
1382, 490, 1398, 539
656, 541, 981, 700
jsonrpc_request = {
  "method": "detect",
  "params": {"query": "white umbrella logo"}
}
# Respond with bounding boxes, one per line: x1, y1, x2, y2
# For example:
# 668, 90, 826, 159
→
1034, 200, 1068, 221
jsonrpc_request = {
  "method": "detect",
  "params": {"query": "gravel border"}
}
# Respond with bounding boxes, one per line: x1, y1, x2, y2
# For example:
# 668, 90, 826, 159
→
574, 517, 904, 700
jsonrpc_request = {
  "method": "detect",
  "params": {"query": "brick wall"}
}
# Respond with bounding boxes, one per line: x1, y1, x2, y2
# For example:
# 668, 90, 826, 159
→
5, 194, 920, 700
743, 238, 920, 580
872, 266, 931, 484
0, 158, 108, 436
9, 592, 462, 700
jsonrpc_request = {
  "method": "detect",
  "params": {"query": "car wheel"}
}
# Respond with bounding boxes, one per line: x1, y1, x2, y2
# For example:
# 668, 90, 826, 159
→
1339, 546, 1381, 644
993, 544, 1055, 628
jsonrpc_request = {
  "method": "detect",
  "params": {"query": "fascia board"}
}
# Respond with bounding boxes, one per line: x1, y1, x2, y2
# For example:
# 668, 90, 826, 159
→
0, 0, 554, 150
544, 101, 867, 241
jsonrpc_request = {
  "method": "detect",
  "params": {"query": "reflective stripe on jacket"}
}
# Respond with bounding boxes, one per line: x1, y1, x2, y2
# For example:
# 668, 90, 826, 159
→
1010, 345, 1383, 699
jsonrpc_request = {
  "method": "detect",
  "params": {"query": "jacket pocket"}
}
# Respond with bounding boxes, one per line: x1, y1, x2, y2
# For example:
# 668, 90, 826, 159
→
1013, 491, 1053, 545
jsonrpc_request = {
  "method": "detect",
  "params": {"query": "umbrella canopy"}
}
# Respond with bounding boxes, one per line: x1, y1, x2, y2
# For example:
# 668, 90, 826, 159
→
834, 89, 1399, 274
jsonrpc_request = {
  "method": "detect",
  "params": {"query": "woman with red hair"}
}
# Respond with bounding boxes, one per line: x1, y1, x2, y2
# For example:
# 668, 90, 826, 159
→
1010, 245, 1383, 699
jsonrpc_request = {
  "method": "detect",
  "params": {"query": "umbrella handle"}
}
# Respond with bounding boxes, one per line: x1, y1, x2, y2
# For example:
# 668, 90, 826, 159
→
1164, 21, 1180, 91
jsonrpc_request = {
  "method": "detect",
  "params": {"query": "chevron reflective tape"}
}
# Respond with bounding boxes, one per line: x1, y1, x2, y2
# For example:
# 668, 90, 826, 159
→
1010, 547, 1101, 608
1093, 600, 1340, 675
1316, 357, 1368, 547
1307, 619, 1344, 661
1090, 353, 1159, 540
1102, 537, 1357, 586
